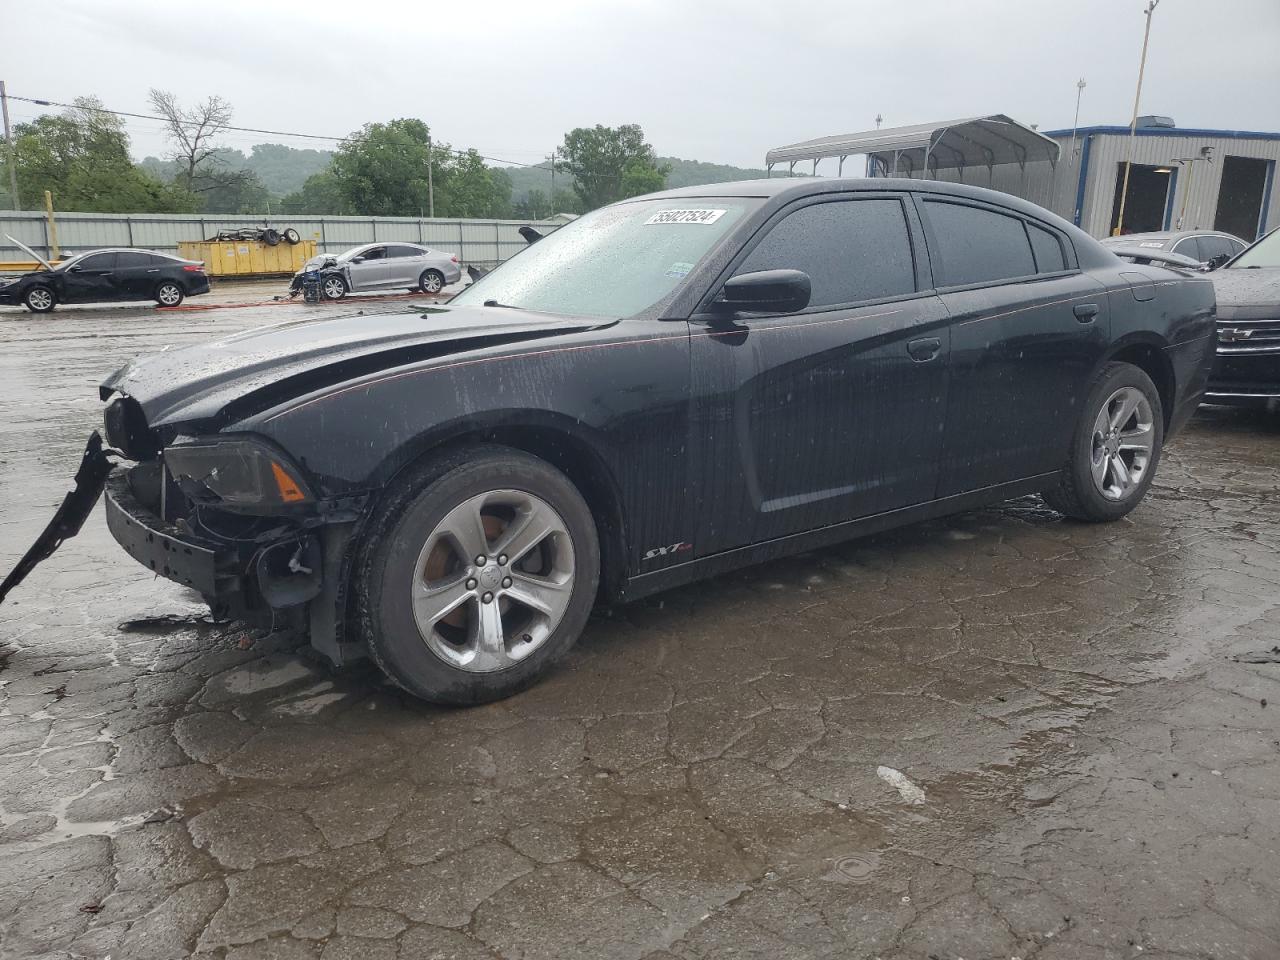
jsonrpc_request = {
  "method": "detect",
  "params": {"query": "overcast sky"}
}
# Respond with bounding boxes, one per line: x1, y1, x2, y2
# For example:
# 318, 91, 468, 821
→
5, 0, 1279, 172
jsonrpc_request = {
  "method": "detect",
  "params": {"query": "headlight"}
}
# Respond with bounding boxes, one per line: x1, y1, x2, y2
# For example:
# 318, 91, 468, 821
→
164, 436, 313, 510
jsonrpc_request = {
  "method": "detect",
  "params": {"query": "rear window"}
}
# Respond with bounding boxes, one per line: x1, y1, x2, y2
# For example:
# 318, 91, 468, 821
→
1028, 223, 1067, 273
924, 200, 1035, 286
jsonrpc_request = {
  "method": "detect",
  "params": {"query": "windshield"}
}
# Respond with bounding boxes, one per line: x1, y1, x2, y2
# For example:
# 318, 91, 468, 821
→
451, 197, 758, 318
1229, 228, 1280, 268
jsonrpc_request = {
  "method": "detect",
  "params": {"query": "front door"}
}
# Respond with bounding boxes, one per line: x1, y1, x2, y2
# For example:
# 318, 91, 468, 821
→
347, 246, 390, 290
58, 252, 118, 303
688, 194, 951, 557
915, 196, 1111, 495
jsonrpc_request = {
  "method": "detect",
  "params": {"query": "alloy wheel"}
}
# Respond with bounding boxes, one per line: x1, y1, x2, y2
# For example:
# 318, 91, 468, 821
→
323, 278, 346, 299
1090, 386, 1155, 501
27, 288, 53, 311
411, 489, 575, 673
157, 284, 182, 306
422, 271, 444, 293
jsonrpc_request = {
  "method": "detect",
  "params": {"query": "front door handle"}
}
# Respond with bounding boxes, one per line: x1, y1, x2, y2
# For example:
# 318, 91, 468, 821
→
907, 337, 942, 362
1074, 303, 1100, 323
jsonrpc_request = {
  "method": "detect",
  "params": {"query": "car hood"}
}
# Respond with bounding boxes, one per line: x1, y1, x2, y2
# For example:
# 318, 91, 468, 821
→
101, 305, 610, 429
1211, 267, 1280, 320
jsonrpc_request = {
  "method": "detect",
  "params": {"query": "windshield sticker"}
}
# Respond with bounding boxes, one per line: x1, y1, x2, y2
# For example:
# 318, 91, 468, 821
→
645, 209, 727, 225
665, 261, 695, 278
1138, 241, 1165, 248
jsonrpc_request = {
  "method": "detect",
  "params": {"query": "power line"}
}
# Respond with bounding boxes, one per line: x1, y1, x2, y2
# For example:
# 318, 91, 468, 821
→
7, 93, 544, 168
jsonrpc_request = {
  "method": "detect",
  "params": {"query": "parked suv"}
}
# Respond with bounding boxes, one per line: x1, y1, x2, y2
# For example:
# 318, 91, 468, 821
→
1205, 226, 1280, 407
290, 242, 462, 300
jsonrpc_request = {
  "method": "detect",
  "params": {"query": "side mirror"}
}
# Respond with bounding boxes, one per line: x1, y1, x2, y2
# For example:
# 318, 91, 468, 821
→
718, 269, 811, 314
350, 257, 364, 264
1205, 254, 1230, 270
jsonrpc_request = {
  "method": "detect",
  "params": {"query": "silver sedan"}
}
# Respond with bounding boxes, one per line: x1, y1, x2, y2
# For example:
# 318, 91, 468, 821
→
294, 242, 463, 299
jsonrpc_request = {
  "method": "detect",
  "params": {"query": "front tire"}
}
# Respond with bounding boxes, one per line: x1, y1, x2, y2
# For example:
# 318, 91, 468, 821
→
1043, 361, 1163, 522
155, 281, 185, 307
357, 445, 600, 704
419, 269, 446, 294
24, 285, 56, 313
321, 275, 348, 300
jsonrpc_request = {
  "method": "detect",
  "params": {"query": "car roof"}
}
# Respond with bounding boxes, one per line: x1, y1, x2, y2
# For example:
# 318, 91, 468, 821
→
68, 247, 185, 258
629, 176, 1085, 226
1101, 230, 1244, 245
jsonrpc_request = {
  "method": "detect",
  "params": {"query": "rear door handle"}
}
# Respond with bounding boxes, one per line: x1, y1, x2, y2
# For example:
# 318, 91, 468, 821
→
1074, 303, 1100, 323
907, 337, 942, 362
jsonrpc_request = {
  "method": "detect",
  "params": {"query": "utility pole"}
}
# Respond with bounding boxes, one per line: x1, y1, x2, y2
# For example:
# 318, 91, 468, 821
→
547, 148, 557, 215
1, 80, 19, 210
875, 114, 883, 129
1069, 78, 1086, 160
1114, 0, 1160, 236
426, 131, 435, 219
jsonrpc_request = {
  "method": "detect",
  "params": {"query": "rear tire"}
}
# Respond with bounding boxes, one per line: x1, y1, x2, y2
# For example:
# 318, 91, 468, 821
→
24, 285, 56, 313
419, 269, 446, 294
1043, 361, 1163, 522
155, 282, 185, 308
357, 445, 600, 704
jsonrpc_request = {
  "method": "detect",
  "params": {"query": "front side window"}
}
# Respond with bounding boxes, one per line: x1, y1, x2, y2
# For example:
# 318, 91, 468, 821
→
452, 197, 757, 319
75, 253, 117, 271
734, 198, 916, 309
352, 246, 386, 262
1172, 237, 1203, 261
924, 200, 1035, 286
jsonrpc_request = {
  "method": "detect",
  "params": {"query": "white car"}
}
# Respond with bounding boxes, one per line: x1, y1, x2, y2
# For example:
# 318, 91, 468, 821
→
292, 242, 463, 299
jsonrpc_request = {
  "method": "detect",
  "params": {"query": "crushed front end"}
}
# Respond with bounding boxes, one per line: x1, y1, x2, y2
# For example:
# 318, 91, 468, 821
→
100, 393, 369, 665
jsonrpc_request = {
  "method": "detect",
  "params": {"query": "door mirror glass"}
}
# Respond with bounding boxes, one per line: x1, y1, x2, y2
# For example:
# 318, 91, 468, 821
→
350, 257, 364, 264
719, 269, 811, 314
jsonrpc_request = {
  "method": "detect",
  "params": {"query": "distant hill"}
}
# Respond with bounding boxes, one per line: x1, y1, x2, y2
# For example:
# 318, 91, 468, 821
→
499, 155, 785, 205
140, 144, 333, 198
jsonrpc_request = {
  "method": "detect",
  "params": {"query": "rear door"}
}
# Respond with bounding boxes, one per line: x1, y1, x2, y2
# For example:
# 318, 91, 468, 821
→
386, 245, 425, 286
113, 251, 162, 299
688, 192, 951, 555
917, 196, 1111, 496
59, 252, 118, 303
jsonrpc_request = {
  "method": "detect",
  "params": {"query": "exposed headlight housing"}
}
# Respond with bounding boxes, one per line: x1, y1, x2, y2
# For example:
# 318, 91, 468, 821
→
163, 436, 313, 511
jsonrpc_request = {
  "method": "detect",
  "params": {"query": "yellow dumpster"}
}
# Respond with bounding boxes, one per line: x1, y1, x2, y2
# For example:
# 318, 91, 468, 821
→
177, 239, 316, 277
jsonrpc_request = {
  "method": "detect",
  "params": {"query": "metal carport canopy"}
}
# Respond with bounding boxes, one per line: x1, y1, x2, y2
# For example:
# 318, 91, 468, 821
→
765, 114, 1060, 176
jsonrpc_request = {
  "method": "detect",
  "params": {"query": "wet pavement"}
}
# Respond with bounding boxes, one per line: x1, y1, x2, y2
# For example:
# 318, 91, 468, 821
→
1, 292, 1279, 959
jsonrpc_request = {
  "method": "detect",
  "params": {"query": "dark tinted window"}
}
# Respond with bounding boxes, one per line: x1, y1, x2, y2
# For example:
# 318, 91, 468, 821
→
115, 251, 156, 268
1198, 235, 1236, 262
76, 253, 117, 270
1172, 237, 1203, 261
924, 200, 1035, 286
1028, 223, 1067, 273
387, 245, 423, 258
736, 198, 915, 308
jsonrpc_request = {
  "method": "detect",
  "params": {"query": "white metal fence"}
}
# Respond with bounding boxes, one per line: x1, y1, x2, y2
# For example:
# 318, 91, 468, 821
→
0, 211, 566, 268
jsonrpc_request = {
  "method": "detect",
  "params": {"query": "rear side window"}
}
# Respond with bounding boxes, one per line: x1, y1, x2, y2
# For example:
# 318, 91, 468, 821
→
736, 198, 916, 309
1028, 223, 1067, 273
923, 200, 1035, 286
387, 245, 423, 258
115, 251, 155, 268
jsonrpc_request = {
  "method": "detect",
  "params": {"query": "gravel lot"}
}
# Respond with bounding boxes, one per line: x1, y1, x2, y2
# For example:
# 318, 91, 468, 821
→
1, 288, 1278, 960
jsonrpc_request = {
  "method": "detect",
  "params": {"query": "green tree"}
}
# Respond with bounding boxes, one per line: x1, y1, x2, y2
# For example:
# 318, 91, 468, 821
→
329, 120, 512, 218
512, 187, 581, 220
9, 97, 197, 212
558, 124, 669, 210
280, 171, 352, 215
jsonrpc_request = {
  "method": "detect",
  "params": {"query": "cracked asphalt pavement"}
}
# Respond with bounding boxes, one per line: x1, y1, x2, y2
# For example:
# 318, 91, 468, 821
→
2, 290, 1279, 959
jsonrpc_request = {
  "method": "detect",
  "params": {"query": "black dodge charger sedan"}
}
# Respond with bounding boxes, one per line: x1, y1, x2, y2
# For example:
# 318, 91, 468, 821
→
1204, 226, 1280, 407
2, 179, 1217, 703
0, 247, 210, 312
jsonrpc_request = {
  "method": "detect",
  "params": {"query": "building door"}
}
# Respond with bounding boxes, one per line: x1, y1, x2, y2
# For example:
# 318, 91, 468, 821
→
1109, 163, 1173, 235
1214, 156, 1271, 241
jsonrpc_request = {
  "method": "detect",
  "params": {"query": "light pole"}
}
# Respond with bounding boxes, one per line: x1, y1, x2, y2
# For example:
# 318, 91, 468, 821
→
426, 131, 435, 219
1, 80, 19, 210
1069, 78, 1086, 160
1114, 0, 1161, 236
